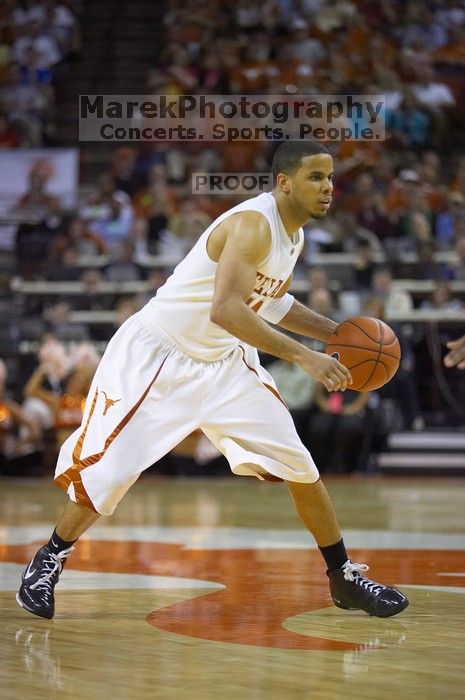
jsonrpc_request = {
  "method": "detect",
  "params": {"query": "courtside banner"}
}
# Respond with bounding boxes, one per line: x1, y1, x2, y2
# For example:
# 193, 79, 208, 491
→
79, 94, 385, 142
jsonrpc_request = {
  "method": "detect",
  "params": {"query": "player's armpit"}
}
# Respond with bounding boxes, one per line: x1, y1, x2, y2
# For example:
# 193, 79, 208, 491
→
210, 212, 271, 322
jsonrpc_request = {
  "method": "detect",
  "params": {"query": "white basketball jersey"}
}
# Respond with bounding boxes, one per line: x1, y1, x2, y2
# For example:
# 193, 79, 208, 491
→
139, 192, 304, 361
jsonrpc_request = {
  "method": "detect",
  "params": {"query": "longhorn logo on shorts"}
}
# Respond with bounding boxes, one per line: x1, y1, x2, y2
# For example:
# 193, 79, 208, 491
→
102, 391, 121, 416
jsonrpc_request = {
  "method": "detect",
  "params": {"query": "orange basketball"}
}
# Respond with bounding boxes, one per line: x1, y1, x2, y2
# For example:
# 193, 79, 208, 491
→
325, 316, 401, 391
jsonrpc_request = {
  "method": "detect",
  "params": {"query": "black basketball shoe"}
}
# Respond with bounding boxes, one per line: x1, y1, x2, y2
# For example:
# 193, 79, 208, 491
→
16, 544, 74, 619
328, 560, 409, 617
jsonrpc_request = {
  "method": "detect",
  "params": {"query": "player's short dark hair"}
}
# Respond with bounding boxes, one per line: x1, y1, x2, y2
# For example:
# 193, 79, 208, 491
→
271, 141, 331, 179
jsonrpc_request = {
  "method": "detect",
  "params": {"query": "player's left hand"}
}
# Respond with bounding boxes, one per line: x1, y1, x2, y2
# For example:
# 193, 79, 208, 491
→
444, 335, 465, 369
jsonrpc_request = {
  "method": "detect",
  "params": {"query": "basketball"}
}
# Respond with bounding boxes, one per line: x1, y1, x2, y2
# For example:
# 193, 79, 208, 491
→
325, 316, 401, 391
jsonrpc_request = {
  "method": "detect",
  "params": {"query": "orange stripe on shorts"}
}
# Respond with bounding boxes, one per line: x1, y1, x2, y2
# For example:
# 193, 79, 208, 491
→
54, 352, 171, 512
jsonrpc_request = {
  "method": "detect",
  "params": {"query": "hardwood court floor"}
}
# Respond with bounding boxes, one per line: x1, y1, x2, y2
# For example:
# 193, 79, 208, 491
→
1, 476, 464, 700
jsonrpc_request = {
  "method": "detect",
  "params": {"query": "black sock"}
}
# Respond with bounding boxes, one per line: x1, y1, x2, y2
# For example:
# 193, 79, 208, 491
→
319, 538, 348, 573
47, 529, 77, 555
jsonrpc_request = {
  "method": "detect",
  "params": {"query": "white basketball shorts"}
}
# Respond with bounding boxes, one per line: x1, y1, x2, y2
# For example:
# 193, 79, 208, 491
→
55, 312, 319, 515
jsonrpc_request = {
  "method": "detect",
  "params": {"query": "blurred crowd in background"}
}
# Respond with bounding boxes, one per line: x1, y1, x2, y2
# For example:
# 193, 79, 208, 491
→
1, 0, 465, 477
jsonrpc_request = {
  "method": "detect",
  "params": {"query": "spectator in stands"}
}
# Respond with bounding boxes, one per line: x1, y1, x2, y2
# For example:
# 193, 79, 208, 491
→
413, 240, 454, 282
11, 19, 61, 72
433, 24, 465, 66
161, 199, 212, 258
364, 296, 424, 431
109, 147, 143, 198
228, 41, 275, 94
162, 0, 220, 55
386, 88, 430, 150
356, 187, 395, 243
267, 344, 318, 438
0, 112, 20, 147
308, 285, 342, 325
73, 268, 112, 315
128, 217, 150, 263
23, 337, 97, 451
343, 172, 377, 217
399, 7, 448, 51
0, 357, 41, 474
104, 238, 143, 283
82, 173, 134, 252
10, 1, 44, 28
115, 296, 140, 328
303, 213, 340, 257
449, 157, 465, 198
307, 385, 371, 473
148, 42, 199, 94
43, 0, 77, 58
400, 37, 433, 80
47, 245, 82, 281
233, 0, 266, 34
411, 65, 456, 145
353, 239, 379, 291
385, 168, 423, 225
14, 163, 65, 276
23, 336, 70, 439
138, 269, 169, 307
0, 61, 47, 146
307, 265, 330, 293
333, 211, 384, 256
287, 20, 326, 64
452, 235, 465, 280
197, 50, 229, 93
384, 167, 442, 251
369, 266, 413, 318
50, 217, 107, 259
399, 209, 434, 254
414, 161, 448, 219
435, 192, 465, 249
43, 300, 89, 342
132, 166, 177, 254
80, 267, 102, 293
14, 158, 58, 216
420, 280, 463, 312
374, 67, 403, 115
54, 341, 99, 447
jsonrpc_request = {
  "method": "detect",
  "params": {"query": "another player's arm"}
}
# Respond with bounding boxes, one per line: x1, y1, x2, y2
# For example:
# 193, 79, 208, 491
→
444, 334, 465, 369
210, 213, 351, 391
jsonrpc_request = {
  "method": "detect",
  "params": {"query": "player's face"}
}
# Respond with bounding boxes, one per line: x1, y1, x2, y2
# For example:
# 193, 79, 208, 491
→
288, 154, 334, 220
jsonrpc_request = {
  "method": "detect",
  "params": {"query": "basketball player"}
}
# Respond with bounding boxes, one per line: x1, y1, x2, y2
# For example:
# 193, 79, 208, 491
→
17, 142, 408, 619
444, 335, 465, 369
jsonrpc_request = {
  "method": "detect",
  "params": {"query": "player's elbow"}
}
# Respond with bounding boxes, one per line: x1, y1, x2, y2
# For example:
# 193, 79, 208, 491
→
211, 295, 248, 331
210, 302, 228, 328
210, 298, 241, 331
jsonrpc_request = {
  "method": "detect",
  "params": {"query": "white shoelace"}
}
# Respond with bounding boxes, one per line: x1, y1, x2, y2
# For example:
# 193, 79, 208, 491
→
342, 560, 384, 596
29, 547, 75, 599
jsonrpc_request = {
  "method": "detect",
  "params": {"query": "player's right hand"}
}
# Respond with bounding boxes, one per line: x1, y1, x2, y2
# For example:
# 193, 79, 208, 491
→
299, 349, 352, 392
444, 335, 465, 369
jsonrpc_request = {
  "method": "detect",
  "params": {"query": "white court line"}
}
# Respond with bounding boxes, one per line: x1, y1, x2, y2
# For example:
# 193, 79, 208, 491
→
0, 563, 224, 593
400, 584, 465, 595
0, 526, 464, 550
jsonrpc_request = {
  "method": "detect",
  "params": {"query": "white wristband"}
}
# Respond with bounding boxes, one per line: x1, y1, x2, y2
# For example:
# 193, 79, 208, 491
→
258, 293, 295, 324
